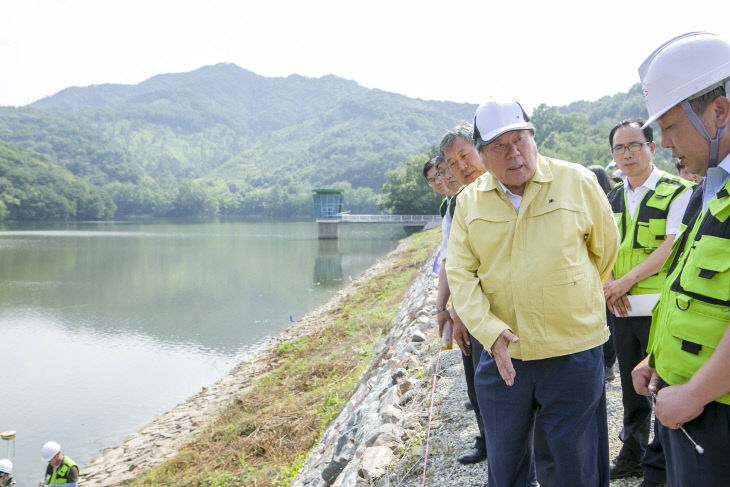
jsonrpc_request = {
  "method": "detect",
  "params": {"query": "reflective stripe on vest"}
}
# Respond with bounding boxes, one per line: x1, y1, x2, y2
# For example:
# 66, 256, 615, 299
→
607, 173, 693, 295
449, 185, 465, 219
648, 182, 730, 405
439, 197, 448, 218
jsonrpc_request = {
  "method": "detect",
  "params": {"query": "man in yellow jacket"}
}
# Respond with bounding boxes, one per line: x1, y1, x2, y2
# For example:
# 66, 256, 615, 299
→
446, 96, 619, 487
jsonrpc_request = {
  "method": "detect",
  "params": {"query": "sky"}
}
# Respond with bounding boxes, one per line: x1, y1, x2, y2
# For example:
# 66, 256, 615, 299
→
2, 0, 730, 114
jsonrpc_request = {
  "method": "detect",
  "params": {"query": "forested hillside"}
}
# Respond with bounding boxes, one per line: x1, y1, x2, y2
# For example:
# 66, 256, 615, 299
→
0, 64, 672, 220
379, 84, 676, 214
0, 64, 474, 219
531, 83, 674, 172
0, 141, 115, 220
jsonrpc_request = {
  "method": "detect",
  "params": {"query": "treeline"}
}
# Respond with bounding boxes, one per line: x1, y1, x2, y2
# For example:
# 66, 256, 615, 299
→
102, 180, 379, 218
0, 141, 115, 220
379, 84, 677, 214
377, 150, 443, 215
531, 83, 675, 173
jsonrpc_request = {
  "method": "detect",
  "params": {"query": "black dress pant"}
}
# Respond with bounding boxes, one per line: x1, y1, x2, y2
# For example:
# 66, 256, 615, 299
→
613, 314, 665, 482
603, 307, 616, 368
461, 332, 486, 453
658, 382, 730, 486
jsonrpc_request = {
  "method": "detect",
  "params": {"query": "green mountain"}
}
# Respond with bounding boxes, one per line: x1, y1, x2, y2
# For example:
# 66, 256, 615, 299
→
0, 64, 475, 218
0, 65, 675, 221
0, 141, 115, 220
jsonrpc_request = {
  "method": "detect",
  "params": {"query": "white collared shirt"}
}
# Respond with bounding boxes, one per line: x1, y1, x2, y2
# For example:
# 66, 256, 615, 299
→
439, 199, 452, 266
625, 165, 692, 235
703, 153, 730, 212
497, 181, 523, 212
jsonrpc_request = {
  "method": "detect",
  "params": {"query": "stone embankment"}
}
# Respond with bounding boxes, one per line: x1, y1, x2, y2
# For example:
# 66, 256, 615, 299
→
290, 254, 439, 487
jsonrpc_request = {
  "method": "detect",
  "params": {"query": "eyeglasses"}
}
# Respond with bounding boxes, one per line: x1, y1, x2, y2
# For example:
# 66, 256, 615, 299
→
427, 176, 439, 185
611, 142, 650, 155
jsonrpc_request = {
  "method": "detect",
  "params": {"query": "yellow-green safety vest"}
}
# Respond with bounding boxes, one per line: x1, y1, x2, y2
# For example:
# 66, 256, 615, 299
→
448, 185, 465, 219
439, 196, 448, 218
44, 456, 78, 485
608, 173, 694, 295
648, 182, 730, 404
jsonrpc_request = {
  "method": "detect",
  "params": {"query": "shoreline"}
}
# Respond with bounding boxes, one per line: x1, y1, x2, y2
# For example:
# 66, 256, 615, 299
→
80, 237, 423, 487
80, 228, 644, 487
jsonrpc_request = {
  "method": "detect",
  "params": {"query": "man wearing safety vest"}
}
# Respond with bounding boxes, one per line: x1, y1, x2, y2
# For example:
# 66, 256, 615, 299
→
39, 441, 78, 487
632, 31, 730, 485
603, 118, 693, 487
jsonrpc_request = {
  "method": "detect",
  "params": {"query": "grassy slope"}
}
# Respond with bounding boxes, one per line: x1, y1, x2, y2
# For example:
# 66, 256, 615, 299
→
129, 229, 440, 487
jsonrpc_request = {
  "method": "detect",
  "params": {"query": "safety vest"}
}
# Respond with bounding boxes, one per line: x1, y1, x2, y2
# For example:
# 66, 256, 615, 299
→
44, 456, 79, 485
648, 182, 730, 404
448, 186, 465, 219
439, 197, 448, 218
608, 173, 694, 295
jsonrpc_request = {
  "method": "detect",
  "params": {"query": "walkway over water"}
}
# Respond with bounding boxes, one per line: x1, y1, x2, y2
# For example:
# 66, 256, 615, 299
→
317, 214, 441, 239
338, 214, 441, 225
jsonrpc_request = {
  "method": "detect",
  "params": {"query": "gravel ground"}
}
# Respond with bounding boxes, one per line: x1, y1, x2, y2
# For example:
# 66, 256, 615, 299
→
379, 341, 652, 487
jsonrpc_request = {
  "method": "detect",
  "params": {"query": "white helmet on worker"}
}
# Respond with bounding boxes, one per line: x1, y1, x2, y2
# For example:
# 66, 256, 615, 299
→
41, 441, 61, 462
473, 96, 534, 150
0, 459, 12, 475
639, 31, 730, 166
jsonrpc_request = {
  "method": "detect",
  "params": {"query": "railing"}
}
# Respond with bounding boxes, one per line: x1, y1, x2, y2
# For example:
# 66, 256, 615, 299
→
337, 214, 441, 224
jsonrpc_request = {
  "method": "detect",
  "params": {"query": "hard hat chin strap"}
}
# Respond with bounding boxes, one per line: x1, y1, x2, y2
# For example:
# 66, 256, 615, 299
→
680, 79, 729, 168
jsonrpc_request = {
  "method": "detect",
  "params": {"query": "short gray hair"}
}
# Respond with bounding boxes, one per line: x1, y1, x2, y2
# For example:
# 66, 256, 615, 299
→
439, 124, 475, 158
689, 85, 727, 115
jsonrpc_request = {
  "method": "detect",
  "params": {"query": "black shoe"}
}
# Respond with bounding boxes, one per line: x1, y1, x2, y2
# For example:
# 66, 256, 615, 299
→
637, 480, 666, 487
464, 400, 474, 411
609, 456, 642, 479
605, 366, 616, 381
457, 447, 487, 464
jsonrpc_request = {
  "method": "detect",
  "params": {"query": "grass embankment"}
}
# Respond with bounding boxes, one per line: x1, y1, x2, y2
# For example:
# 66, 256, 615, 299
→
131, 229, 440, 487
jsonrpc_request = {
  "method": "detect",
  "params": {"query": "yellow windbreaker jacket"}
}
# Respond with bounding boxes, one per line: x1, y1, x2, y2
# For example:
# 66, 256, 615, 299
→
446, 154, 619, 360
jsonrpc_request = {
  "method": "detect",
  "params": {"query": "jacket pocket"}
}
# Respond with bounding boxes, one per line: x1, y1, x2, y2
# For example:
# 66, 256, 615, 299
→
636, 219, 667, 250
543, 266, 597, 337
679, 236, 730, 301
646, 183, 676, 211
466, 212, 515, 265
530, 200, 584, 216
481, 282, 508, 323
662, 295, 730, 380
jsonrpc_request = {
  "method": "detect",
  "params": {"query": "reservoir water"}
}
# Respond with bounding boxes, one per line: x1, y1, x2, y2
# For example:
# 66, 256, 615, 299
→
0, 219, 401, 486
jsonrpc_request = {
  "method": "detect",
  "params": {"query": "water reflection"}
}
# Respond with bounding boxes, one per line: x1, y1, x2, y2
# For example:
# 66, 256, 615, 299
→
314, 240, 343, 287
0, 219, 400, 487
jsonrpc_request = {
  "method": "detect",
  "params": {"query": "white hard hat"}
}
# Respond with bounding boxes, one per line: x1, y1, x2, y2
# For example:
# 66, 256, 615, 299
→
473, 96, 534, 148
0, 459, 11, 475
41, 441, 61, 462
639, 31, 730, 127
